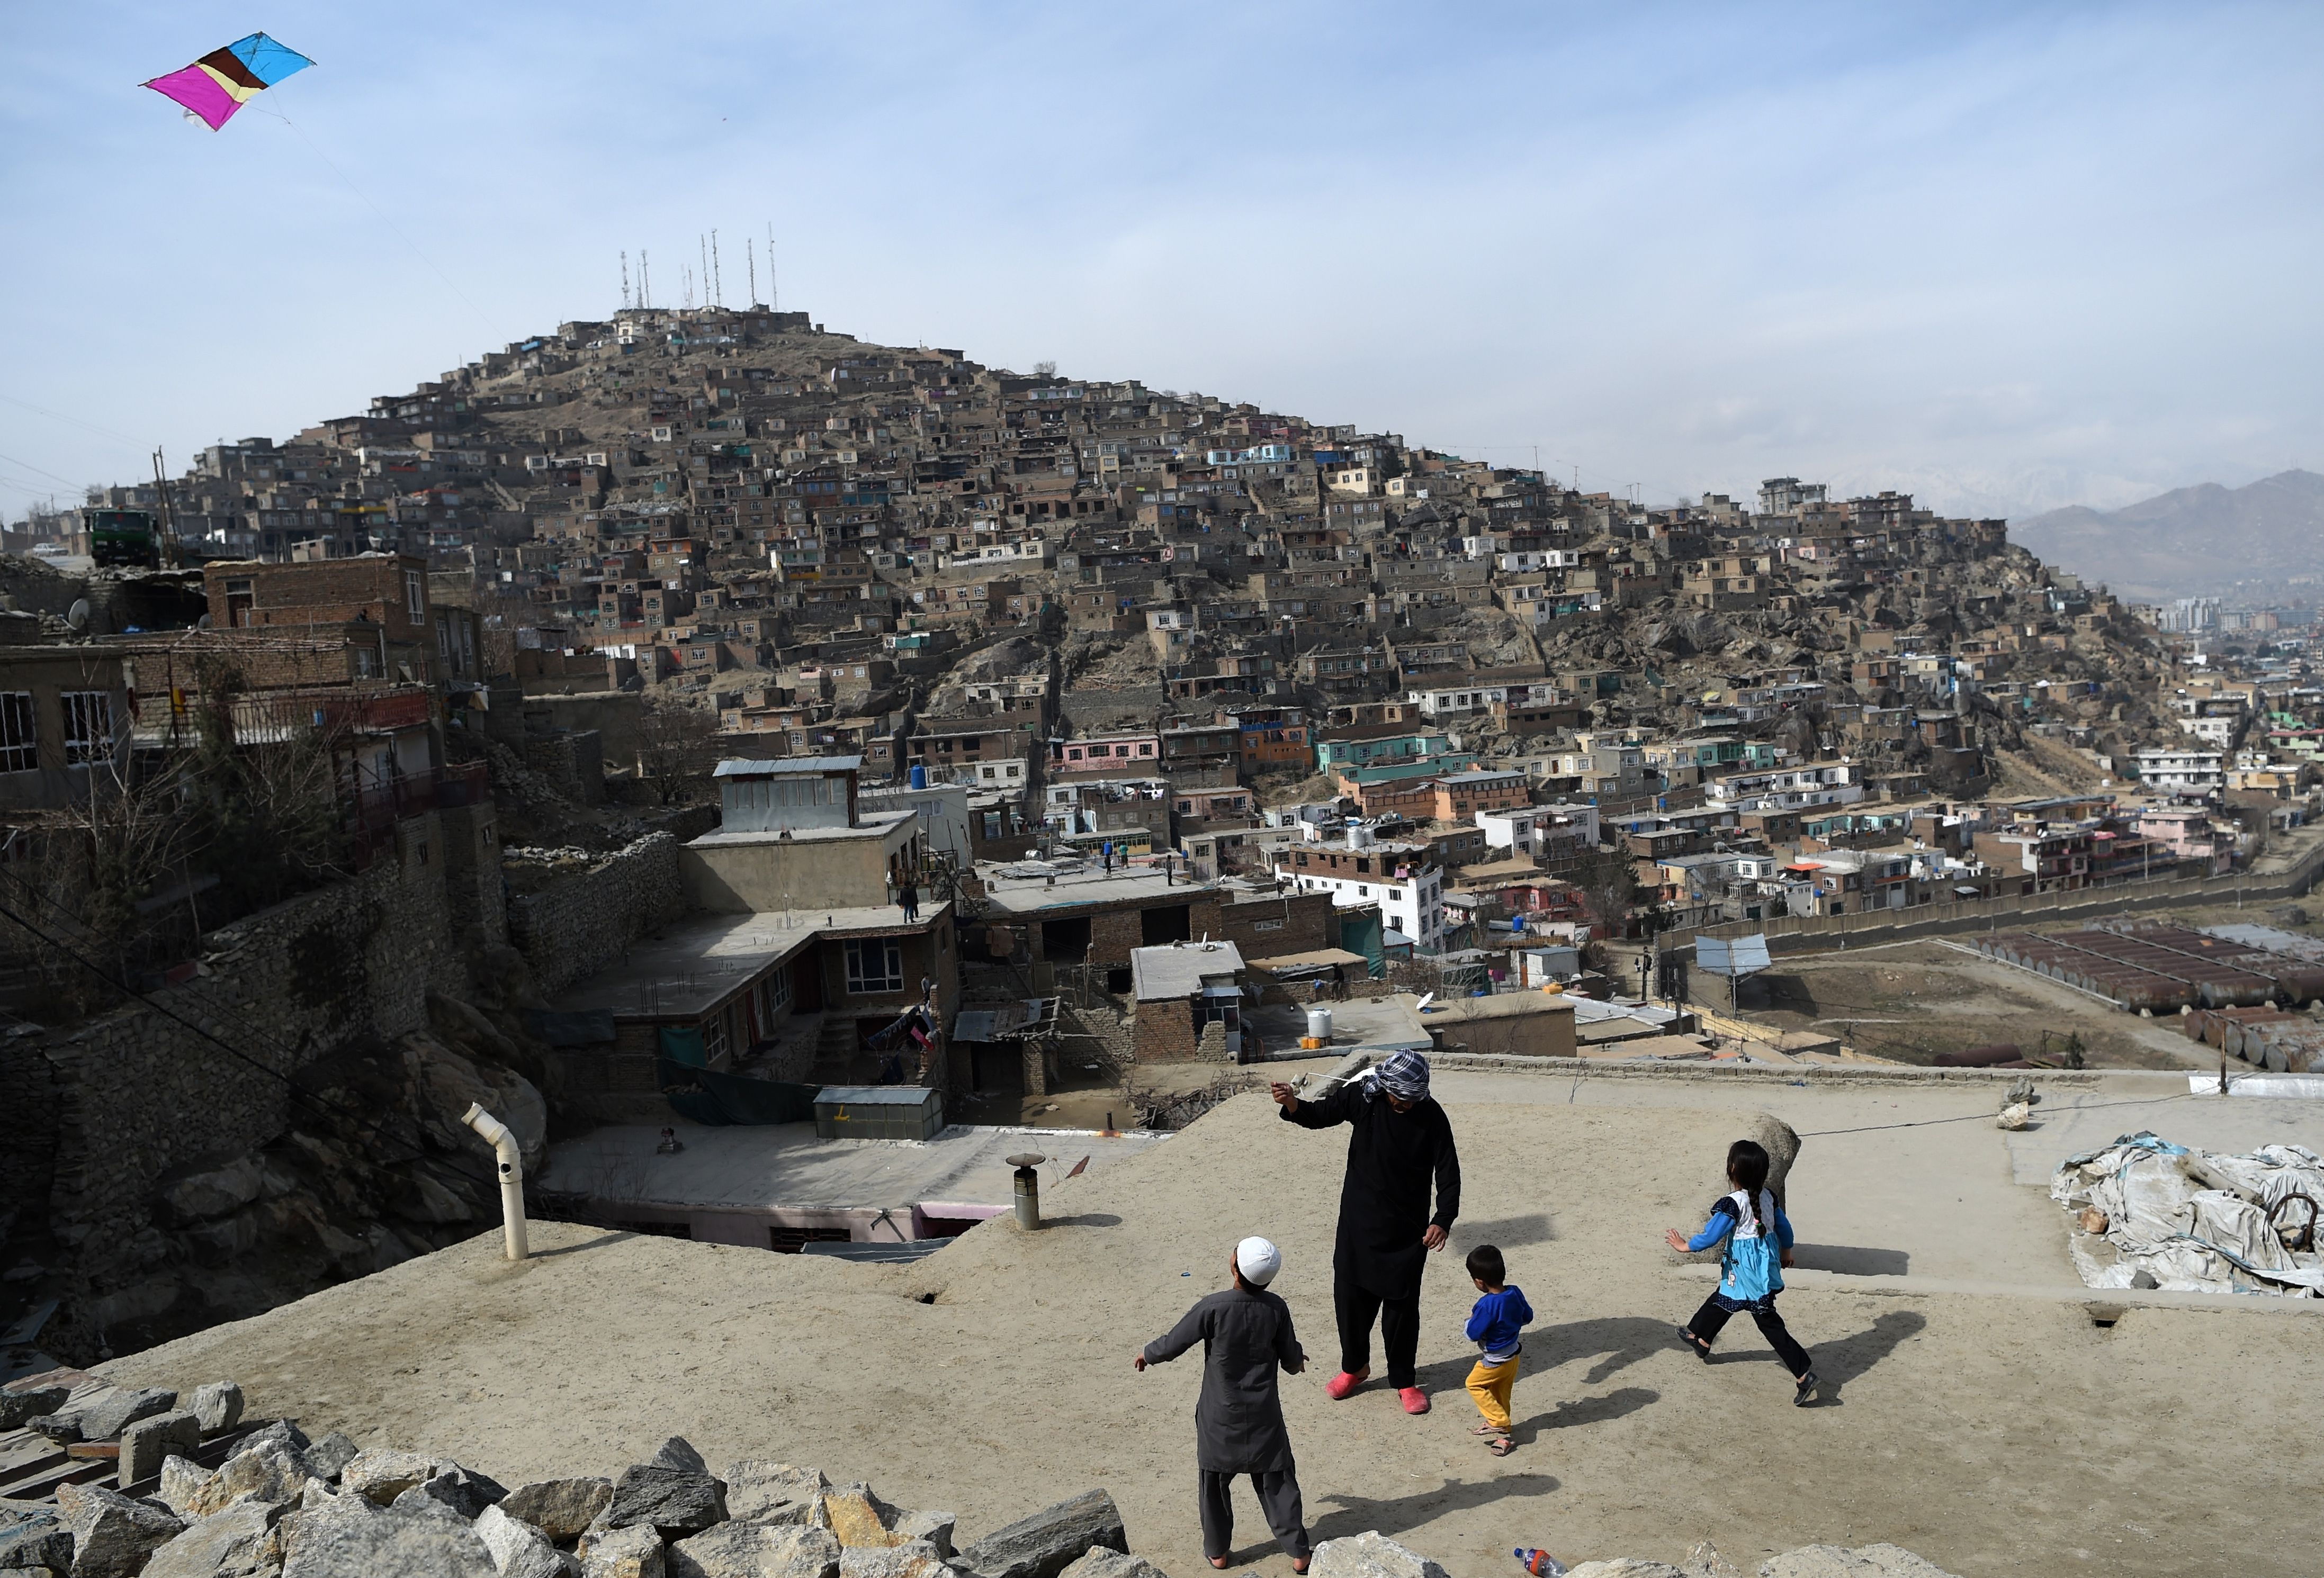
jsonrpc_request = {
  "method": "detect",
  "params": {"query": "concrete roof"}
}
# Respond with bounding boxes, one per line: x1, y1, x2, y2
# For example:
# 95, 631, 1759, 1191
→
714, 755, 863, 776
1129, 941, 1245, 1000
543, 1121, 1168, 1213
551, 904, 942, 1020
687, 809, 917, 847
107, 1071, 2324, 1578
1413, 990, 1577, 1025
976, 863, 1213, 914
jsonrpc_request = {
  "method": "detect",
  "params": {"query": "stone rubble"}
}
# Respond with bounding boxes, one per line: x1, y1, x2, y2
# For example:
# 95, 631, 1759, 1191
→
0, 1377, 1970, 1578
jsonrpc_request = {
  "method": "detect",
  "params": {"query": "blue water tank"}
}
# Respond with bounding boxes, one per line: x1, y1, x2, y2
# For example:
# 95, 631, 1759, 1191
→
910, 764, 929, 789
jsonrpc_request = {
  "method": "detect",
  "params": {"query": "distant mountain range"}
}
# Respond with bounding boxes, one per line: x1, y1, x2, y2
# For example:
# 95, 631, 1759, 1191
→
2010, 469, 2324, 601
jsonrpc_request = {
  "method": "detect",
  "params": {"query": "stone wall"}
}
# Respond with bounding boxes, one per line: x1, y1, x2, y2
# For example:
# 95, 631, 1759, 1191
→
39, 815, 466, 1261
506, 831, 687, 995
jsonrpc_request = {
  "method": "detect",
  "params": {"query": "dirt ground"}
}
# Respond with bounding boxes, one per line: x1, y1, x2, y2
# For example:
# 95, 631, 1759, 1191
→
101, 1087, 2320, 1578
1700, 910, 2324, 1070
1729, 942, 2211, 1070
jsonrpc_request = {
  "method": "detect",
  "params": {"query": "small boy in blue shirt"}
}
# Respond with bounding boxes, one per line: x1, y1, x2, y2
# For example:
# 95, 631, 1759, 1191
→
1462, 1244, 1532, 1456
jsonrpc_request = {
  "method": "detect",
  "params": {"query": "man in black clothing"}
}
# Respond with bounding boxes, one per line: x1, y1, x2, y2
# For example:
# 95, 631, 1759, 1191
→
1271, 1049, 1459, 1414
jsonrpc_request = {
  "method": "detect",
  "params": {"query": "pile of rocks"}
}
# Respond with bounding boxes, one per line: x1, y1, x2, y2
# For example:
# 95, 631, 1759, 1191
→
0, 1377, 1967, 1578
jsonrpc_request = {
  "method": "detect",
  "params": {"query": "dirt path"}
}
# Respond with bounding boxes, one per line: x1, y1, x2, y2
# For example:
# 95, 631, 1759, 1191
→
102, 1091, 2318, 1577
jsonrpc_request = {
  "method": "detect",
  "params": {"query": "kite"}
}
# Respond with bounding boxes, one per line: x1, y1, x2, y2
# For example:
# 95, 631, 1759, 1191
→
142, 33, 312, 131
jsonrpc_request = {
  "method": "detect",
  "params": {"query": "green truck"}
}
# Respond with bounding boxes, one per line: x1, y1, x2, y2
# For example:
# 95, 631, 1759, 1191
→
86, 508, 161, 569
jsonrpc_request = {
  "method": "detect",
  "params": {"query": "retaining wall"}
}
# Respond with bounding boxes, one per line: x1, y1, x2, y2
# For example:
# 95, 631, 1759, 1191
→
506, 831, 687, 995
39, 814, 466, 1262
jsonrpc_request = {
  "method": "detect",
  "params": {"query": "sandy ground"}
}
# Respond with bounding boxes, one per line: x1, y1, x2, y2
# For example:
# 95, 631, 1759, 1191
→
101, 1081, 2323, 1578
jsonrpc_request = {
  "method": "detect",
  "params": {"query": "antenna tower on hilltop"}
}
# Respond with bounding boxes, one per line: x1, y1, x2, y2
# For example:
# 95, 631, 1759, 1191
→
747, 239, 757, 306
712, 229, 723, 308
641, 249, 651, 310
621, 251, 631, 310
766, 221, 778, 313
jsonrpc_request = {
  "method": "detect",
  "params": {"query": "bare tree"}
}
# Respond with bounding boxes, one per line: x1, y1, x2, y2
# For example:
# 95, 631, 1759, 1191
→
1569, 842, 1644, 941
635, 691, 721, 805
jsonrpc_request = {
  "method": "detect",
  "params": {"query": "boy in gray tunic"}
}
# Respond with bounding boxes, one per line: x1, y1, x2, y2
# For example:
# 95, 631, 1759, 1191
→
1135, 1236, 1312, 1571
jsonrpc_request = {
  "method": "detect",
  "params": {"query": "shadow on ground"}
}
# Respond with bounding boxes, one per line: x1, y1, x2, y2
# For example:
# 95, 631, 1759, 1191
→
1307, 1469, 1562, 1544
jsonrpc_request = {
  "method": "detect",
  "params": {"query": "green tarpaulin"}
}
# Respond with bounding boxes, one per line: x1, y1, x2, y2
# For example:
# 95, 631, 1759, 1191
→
656, 1058, 820, 1126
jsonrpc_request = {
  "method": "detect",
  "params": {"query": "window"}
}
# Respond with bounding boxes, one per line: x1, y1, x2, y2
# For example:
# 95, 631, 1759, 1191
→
845, 937, 904, 995
60, 692, 113, 767
0, 693, 34, 772
405, 570, 424, 620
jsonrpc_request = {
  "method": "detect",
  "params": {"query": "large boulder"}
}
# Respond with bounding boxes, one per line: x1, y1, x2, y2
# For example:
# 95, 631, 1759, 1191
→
955, 1491, 1126, 1578
818, 1487, 907, 1550
185, 1440, 317, 1518
0, 1508, 74, 1572
720, 1464, 827, 1528
396, 1462, 510, 1520
1308, 1534, 1451, 1578
189, 1381, 245, 1434
41, 1386, 177, 1444
159, 1156, 267, 1223
1057, 1553, 1169, 1578
579, 1522, 667, 1578
55, 1481, 186, 1578
838, 1541, 953, 1578
0, 1383, 69, 1431
1757, 1547, 1959, 1578
119, 1409, 201, 1489
475, 1503, 580, 1578
157, 1455, 214, 1518
668, 1523, 839, 1578
342, 1446, 443, 1505
280, 1491, 496, 1577
1742, 1113, 1802, 1207
502, 1478, 615, 1541
139, 1499, 285, 1578
605, 1460, 728, 1539
305, 1431, 361, 1481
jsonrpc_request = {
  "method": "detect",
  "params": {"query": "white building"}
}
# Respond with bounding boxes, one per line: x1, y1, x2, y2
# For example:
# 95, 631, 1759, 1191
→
1704, 761, 1862, 812
2134, 747, 2224, 797
1271, 824, 1446, 951
1476, 802, 1601, 857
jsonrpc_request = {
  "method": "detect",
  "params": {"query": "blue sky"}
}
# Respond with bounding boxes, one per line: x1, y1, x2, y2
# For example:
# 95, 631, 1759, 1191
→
3, 2, 2319, 522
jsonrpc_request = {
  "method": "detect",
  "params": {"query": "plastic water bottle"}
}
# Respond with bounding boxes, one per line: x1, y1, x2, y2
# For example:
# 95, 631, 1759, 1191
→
1514, 1550, 1566, 1577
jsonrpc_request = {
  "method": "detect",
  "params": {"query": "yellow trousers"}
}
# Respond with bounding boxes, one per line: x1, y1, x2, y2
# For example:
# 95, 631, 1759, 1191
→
1466, 1354, 1519, 1432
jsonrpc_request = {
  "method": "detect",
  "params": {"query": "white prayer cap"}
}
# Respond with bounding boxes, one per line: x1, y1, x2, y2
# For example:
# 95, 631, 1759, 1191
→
1235, 1236, 1282, 1287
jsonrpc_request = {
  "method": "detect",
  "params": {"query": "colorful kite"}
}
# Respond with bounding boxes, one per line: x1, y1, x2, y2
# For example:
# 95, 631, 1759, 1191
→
142, 33, 312, 131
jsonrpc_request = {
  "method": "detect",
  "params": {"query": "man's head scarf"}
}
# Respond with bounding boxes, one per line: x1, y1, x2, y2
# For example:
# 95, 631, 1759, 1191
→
1364, 1050, 1431, 1104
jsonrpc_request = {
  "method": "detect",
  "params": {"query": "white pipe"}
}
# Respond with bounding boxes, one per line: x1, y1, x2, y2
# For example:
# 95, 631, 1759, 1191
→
461, 1103, 528, 1261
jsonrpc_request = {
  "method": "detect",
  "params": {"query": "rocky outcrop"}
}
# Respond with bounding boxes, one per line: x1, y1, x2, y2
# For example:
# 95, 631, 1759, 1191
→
0, 1377, 1966, 1578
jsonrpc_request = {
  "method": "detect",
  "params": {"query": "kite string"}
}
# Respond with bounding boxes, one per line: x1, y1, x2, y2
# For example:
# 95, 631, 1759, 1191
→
249, 100, 493, 336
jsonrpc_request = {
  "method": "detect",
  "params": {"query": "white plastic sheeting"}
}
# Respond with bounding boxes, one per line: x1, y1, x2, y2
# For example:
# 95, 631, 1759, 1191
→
2051, 1131, 2324, 1296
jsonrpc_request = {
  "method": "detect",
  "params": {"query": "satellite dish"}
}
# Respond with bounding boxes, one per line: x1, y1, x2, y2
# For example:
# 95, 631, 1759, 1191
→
1415, 991, 1437, 1013
66, 599, 89, 631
